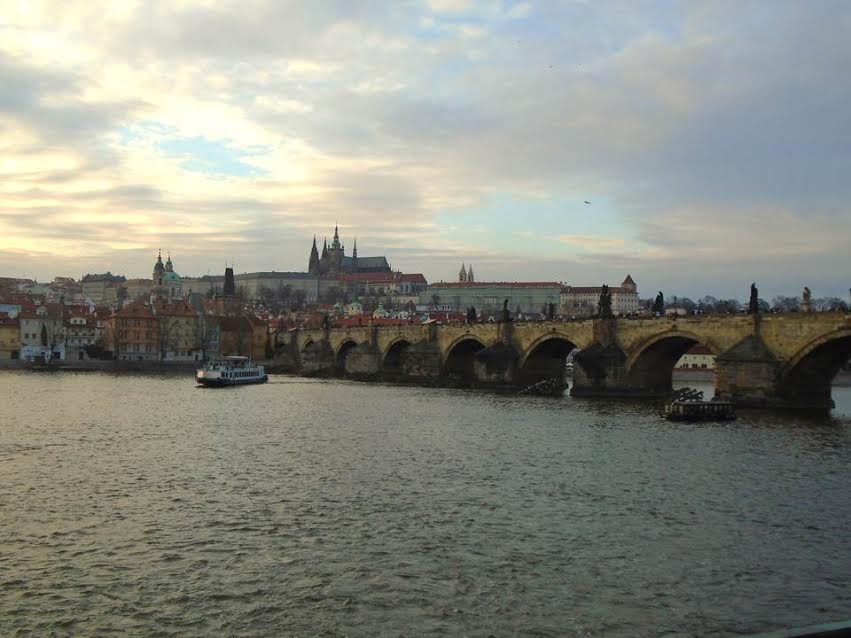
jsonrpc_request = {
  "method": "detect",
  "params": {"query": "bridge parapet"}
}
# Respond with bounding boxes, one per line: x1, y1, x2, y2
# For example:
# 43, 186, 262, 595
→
273, 313, 851, 409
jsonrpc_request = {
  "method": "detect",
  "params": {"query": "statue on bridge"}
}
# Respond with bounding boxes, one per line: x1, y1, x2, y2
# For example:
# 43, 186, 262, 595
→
597, 285, 613, 318
466, 306, 478, 324
502, 298, 512, 323
652, 291, 664, 316
748, 282, 759, 315
802, 286, 812, 313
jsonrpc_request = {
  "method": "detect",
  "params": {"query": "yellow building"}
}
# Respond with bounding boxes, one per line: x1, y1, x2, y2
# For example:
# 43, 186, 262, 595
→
154, 302, 200, 361
0, 314, 20, 359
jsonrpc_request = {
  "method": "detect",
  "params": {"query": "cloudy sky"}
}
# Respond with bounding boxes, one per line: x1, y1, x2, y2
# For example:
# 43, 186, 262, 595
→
1, 0, 849, 299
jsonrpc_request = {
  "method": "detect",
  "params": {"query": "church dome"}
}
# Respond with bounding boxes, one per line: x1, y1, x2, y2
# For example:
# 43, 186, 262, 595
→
163, 270, 181, 283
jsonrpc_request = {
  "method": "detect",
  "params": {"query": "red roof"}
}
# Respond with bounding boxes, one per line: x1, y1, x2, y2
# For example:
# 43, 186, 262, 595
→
338, 272, 399, 284
685, 344, 714, 355
562, 286, 633, 294
399, 273, 427, 284
116, 302, 155, 319
431, 281, 561, 289
154, 301, 195, 317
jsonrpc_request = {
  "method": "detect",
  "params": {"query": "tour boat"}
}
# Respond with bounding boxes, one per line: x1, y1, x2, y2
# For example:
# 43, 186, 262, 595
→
196, 356, 268, 387
662, 386, 735, 421
663, 399, 736, 422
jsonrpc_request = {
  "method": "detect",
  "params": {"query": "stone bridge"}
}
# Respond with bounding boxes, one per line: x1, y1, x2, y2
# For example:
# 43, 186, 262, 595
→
273, 312, 851, 409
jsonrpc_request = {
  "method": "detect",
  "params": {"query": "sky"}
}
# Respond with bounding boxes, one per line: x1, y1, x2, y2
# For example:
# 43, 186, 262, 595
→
1, 0, 850, 300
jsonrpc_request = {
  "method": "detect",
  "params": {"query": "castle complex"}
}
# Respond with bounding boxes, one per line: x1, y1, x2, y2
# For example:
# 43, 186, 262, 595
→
307, 225, 391, 276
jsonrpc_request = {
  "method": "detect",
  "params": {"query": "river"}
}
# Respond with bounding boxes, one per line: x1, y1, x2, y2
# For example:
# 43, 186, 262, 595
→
2, 371, 851, 637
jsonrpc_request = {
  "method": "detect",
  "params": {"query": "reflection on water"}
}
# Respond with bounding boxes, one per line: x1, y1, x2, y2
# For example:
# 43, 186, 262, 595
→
1, 371, 850, 637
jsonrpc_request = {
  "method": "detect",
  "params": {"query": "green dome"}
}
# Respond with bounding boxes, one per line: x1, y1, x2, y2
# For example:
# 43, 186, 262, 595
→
163, 271, 181, 283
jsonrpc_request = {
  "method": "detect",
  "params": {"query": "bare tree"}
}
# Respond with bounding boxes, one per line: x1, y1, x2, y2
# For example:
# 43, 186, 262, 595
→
157, 316, 180, 361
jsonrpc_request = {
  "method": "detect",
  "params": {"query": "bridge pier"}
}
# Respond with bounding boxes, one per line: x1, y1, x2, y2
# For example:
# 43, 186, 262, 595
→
399, 340, 442, 381
300, 340, 335, 376
570, 344, 632, 397
344, 342, 382, 380
473, 343, 519, 389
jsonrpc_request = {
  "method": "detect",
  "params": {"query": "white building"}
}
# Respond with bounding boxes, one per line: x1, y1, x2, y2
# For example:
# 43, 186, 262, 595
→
675, 345, 715, 369
19, 304, 66, 362
560, 275, 640, 316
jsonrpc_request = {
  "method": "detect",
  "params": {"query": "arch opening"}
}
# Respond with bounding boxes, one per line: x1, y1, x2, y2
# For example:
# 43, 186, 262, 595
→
383, 340, 412, 376
443, 338, 485, 387
518, 337, 578, 390
301, 339, 315, 352
627, 336, 711, 395
335, 340, 358, 377
781, 335, 851, 408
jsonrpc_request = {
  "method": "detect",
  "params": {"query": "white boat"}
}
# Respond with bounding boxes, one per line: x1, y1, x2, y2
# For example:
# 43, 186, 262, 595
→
196, 356, 268, 387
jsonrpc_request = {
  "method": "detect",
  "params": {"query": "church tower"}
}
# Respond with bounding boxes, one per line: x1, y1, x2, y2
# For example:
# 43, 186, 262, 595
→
352, 237, 358, 273
458, 263, 467, 283
308, 236, 320, 275
328, 224, 344, 274
223, 266, 236, 296
467, 265, 474, 282
152, 250, 166, 300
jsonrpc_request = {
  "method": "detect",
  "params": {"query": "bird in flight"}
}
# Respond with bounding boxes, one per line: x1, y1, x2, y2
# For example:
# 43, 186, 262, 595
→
584, 200, 591, 205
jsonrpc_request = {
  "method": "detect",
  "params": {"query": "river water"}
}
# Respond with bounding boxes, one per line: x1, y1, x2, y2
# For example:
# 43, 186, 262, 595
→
2, 371, 851, 637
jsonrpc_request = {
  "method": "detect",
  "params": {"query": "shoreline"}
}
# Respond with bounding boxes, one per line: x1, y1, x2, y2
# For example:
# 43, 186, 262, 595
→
2, 360, 850, 387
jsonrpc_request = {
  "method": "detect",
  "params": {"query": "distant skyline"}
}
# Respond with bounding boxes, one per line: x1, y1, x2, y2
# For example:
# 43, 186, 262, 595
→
1, 1, 850, 299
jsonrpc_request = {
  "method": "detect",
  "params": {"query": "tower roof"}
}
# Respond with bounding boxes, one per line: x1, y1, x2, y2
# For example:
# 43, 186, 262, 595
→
154, 250, 165, 274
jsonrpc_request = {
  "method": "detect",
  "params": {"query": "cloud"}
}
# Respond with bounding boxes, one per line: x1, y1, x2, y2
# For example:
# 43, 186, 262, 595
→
0, 1, 849, 299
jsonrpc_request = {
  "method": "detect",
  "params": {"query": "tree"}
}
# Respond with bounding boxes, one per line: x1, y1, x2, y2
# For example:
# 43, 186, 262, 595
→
292, 289, 307, 311
157, 315, 180, 361
813, 297, 849, 312
701, 295, 718, 314
677, 297, 696, 313
716, 298, 741, 314
772, 296, 799, 312
198, 314, 217, 361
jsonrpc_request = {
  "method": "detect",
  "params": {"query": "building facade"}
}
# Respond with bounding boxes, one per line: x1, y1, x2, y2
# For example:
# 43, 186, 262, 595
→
675, 344, 716, 369
19, 303, 66, 361
81, 272, 126, 304
0, 314, 20, 359
424, 281, 562, 316
560, 275, 640, 316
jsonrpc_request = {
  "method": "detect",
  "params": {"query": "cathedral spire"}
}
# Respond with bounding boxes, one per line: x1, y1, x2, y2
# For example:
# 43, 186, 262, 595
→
352, 237, 358, 258
467, 264, 474, 282
331, 223, 341, 250
308, 235, 320, 274
459, 263, 467, 283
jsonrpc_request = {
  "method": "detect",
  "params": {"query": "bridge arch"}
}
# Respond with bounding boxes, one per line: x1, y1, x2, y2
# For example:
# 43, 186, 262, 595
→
335, 339, 359, 376
443, 336, 487, 387
518, 335, 580, 388
383, 338, 412, 375
301, 338, 315, 352
779, 328, 851, 407
625, 331, 720, 395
